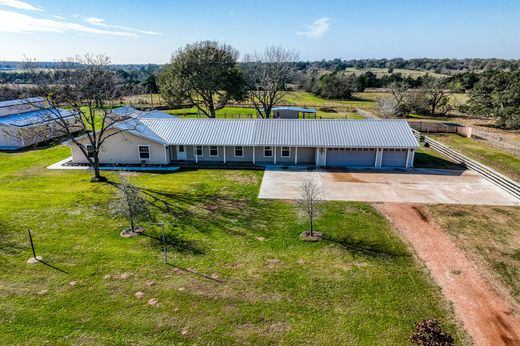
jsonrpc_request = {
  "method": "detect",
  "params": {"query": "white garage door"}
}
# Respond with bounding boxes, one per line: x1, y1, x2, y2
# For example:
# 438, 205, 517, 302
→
326, 148, 376, 167
382, 149, 408, 167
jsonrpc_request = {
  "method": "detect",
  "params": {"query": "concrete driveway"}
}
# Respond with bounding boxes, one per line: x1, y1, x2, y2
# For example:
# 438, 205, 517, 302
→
258, 167, 520, 206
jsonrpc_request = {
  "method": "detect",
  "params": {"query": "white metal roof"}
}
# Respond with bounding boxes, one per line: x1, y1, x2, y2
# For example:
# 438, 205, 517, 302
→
112, 106, 175, 119
0, 97, 46, 109
130, 119, 419, 148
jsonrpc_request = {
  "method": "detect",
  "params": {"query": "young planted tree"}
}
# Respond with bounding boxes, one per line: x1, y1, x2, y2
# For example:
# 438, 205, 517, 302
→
112, 174, 152, 234
297, 177, 323, 238
158, 41, 245, 117
242, 46, 299, 118
20, 54, 140, 182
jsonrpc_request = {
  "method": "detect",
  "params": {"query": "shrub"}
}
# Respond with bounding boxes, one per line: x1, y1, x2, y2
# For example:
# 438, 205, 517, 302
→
409, 319, 454, 346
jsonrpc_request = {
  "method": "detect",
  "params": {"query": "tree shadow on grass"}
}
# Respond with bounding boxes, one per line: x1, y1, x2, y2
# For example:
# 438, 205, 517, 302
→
138, 183, 263, 237
323, 234, 410, 260
138, 228, 205, 256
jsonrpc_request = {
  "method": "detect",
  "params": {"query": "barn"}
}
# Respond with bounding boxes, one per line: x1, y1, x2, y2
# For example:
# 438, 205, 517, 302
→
0, 98, 79, 150
70, 116, 419, 169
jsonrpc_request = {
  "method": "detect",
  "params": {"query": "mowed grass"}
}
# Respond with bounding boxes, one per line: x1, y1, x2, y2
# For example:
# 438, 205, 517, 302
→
427, 205, 520, 307
432, 134, 520, 181
167, 106, 365, 120
0, 146, 466, 345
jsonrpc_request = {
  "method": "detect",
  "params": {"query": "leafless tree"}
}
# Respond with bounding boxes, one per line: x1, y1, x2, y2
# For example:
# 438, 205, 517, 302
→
388, 81, 409, 113
376, 97, 399, 118
111, 174, 152, 232
242, 46, 299, 118
297, 177, 323, 237
18, 54, 140, 182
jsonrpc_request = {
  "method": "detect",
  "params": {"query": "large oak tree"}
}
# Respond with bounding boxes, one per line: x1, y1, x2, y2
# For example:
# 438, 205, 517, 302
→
158, 41, 245, 118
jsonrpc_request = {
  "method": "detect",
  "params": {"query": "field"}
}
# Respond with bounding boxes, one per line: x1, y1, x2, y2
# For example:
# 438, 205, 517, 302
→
431, 134, 520, 181
428, 205, 520, 308
0, 146, 466, 345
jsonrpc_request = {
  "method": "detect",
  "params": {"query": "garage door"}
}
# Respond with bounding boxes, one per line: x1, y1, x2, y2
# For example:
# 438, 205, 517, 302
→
382, 149, 407, 167
326, 148, 376, 167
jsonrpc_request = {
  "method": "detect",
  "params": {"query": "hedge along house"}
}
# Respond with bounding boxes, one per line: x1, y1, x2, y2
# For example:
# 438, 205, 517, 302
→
70, 117, 419, 168
0, 97, 79, 150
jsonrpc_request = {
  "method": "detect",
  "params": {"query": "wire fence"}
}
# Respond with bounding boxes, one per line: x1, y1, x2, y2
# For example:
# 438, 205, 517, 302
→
471, 129, 520, 158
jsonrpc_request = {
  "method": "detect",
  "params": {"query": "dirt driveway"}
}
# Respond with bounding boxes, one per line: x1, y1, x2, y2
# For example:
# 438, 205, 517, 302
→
259, 167, 519, 206
377, 204, 520, 345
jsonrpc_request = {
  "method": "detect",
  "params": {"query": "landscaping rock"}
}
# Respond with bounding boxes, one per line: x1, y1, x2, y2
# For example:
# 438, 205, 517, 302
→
69, 281, 78, 287
147, 298, 158, 306
256, 236, 266, 241
103, 274, 111, 280
135, 292, 145, 299
120, 226, 145, 238
37, 289, 48, 295
146, 280, 156, 286
120, 272, 130, 280
27, 256, 42, 264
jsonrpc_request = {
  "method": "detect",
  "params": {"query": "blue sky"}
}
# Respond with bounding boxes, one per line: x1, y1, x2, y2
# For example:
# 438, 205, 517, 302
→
1, 0, 519, 63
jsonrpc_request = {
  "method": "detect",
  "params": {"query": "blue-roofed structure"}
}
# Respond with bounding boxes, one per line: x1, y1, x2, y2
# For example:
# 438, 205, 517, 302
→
271, 107, 316, 119
0, 98, 79, 150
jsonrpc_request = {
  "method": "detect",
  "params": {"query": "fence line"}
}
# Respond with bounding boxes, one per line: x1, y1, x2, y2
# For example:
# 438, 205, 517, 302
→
471, 129, 520, 158
354, 108, 380, 120
424, 135, 520, 199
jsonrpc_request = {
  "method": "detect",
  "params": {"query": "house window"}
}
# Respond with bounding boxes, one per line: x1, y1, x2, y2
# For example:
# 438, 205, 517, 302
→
209, 146, 219, 157
234, 146, 243, 157
85, 144, 95, 158
264, 146, 273, 157
138, 145, 150, 159
196, 146, 203, 156
281, 147, 290, 157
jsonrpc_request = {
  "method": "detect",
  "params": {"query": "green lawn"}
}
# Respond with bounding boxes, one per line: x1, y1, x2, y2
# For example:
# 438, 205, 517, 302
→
413, 147, 466, 170
431, 134, 520, 181
167, 106, 365, 120
0, 146, 466, 345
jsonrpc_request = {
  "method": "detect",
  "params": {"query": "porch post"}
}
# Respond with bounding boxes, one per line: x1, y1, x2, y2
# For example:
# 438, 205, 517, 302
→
295, 147, 298, 165
223, 146, 226, 164
194, 146, 198, 163
274, 146, 277, 165
164, 145, 168, 164
375, 148, 383, 168
253, 146, 256, 164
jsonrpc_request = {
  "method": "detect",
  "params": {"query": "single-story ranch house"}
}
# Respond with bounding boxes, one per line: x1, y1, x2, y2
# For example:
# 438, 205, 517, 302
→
0, 97, 78, 150
70, 108, 419, 168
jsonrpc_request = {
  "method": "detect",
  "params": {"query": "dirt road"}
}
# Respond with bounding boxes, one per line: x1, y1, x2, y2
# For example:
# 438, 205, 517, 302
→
376, 203, 520, 346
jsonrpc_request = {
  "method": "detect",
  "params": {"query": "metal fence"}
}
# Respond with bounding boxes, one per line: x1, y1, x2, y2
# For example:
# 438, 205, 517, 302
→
424, 135, 520, 199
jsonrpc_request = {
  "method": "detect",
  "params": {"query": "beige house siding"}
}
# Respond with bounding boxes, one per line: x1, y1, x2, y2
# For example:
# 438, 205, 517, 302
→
71, 129, 168, 164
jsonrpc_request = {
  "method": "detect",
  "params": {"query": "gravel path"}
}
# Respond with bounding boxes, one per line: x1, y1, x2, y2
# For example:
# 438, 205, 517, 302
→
376, 203, 520, 346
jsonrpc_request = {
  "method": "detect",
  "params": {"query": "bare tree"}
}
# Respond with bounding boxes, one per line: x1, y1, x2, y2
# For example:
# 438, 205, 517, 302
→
111, 174, 152, 233
297, 177, 323, 237
242, 46, 299, 118
20, 54, 140, 182
388, 81, 409, 113
376, 97, 398, 118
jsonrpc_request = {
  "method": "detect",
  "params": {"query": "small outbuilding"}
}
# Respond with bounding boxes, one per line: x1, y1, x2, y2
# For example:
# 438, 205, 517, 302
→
271, 107, 316, 119
0, 97, 79, 150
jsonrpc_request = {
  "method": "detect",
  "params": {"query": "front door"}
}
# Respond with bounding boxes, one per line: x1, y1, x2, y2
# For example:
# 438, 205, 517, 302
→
177, 145, 187, 160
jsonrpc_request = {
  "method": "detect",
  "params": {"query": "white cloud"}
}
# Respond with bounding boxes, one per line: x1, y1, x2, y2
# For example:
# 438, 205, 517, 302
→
296, 17, 330, 39
85, 16, 162, 36
0, 0, 42, 11
0, 10, 138, 37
